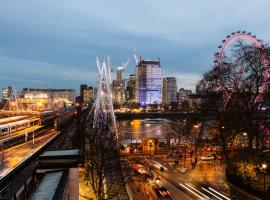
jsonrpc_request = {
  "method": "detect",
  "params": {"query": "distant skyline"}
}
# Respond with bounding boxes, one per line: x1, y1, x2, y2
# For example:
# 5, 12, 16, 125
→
1, 0, 270, 94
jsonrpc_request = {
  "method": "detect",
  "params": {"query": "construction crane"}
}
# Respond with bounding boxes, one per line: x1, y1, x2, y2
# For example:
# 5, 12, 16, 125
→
107, 56, 113, 86
133, 48, 139, 65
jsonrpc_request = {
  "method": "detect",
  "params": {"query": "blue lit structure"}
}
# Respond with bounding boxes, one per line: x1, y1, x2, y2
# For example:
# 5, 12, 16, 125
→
135, 59, 162, 107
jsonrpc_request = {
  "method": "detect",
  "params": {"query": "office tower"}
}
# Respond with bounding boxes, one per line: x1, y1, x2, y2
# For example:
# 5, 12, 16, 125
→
162, 77, 177, 104
135, 58, 162, 107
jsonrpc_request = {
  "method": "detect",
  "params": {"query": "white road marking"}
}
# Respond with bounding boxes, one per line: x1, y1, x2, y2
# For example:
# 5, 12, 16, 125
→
179, 183, 205, 200
185, 183, 210, 199
208, 187, 230, 200
202, 187, 223, 200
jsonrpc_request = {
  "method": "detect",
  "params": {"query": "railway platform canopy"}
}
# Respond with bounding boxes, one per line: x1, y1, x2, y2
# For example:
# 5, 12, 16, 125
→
29, 170, 65, 200
38, 149, 80, 169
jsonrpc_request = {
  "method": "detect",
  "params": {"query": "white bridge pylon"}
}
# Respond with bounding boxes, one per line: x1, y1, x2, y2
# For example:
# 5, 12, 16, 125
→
88, 57, 117, 138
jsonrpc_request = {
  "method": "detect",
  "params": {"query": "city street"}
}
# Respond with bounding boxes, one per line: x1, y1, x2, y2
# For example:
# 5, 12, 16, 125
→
125, 154, 261, 200
1, 1, 270, 199
151, 157, 260, 200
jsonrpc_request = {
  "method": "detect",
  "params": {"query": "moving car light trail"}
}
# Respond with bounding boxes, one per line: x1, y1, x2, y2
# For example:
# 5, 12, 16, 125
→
179, 181, 231, 200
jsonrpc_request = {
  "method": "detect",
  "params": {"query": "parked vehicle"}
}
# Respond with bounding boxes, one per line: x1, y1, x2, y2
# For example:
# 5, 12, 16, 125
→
201, 154, 214, 161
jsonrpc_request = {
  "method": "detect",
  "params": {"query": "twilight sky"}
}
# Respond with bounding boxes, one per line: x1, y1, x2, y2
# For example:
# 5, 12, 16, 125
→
0, 0, 270, 94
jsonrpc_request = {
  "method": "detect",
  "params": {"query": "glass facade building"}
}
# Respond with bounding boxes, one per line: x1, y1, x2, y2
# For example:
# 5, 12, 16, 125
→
162, 77, 177, 104
135, 59, 162, 107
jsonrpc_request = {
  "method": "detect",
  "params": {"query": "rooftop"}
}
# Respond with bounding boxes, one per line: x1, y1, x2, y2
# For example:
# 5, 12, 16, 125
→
30, 171, 63, 200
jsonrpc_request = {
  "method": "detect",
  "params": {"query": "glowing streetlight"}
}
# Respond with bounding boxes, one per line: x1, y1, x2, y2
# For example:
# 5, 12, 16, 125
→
149, 139, 153, 173
262, 163, 267, 170
262, 163, 268, 191
155, 176, 161, 185
193, 124, 199, 129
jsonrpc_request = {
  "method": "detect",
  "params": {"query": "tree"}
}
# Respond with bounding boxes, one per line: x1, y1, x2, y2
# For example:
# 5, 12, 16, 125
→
83, 122, 121, 200
198, 41, 270, 149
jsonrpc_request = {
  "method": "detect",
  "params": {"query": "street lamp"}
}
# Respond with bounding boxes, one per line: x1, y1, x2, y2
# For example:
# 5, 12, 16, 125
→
193, 124, 200, 163
262, 163, 268, 191
243, 132, 248, 147
149, 139, 153, 173
32, 104, 35, 145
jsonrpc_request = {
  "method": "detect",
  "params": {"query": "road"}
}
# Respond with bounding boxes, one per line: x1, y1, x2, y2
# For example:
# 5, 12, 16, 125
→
151, 157, 260, 200
0, 128, 58, 178
126, 154, 261, 200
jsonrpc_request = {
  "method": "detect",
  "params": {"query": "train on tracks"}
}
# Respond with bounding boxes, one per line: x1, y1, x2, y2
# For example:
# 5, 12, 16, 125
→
0, 106, 78, 135
0, 117, 40, 135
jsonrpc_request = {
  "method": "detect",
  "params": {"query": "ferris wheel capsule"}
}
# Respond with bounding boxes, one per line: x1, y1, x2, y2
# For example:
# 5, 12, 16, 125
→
247, 32, 251, 35
231, 32, 235, 35
252, 35, 256, 38
236, 31, 241, 33
242, 31, 246, 33
218, 45, 222, 48
226, 35, 230, 38
222, 39, 226, 43
215, 52, 219, 56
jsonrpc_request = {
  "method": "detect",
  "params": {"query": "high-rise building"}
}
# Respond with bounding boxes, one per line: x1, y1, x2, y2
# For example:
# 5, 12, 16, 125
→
177, 88, 192, 104
83, 87, 94, 103
116, 67, 124, 82
162, 77, 177, 105
80, 84, 94, 107
125, 74, 136, 102
135, 59, 162, 107
80, 84, 88, 98
112, 67, 126, 105
1, 86, 12, 102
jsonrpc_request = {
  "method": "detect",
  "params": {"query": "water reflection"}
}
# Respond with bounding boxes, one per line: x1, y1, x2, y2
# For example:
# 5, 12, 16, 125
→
119, 119, 167, 141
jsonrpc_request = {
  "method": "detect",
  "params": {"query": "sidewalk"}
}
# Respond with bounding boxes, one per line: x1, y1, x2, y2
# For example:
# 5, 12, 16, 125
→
128, 177, 158, 200
79, 167, 96, 200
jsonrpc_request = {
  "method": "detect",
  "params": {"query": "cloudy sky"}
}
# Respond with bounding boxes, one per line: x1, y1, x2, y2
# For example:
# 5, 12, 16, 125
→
0, 0, 270, 94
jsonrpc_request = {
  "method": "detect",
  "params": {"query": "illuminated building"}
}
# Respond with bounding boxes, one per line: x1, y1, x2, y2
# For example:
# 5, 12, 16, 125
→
80, 84, 94, 107
22, 88, 75, 103
112, 67, 127, 105
177, 88, 192, 104
1, 86, 12, 102
125, 74, 136, 102
80, 84, 88, 98
135, 59, 162, 107
162, 77, 177, 104
20, 88, 75, 109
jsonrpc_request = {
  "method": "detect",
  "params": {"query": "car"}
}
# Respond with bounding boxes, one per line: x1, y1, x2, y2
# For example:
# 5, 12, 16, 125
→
155, 186, 170, 198
131, 164, 148, 174
201, 155, 214, 161
215, 154, 223, 160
